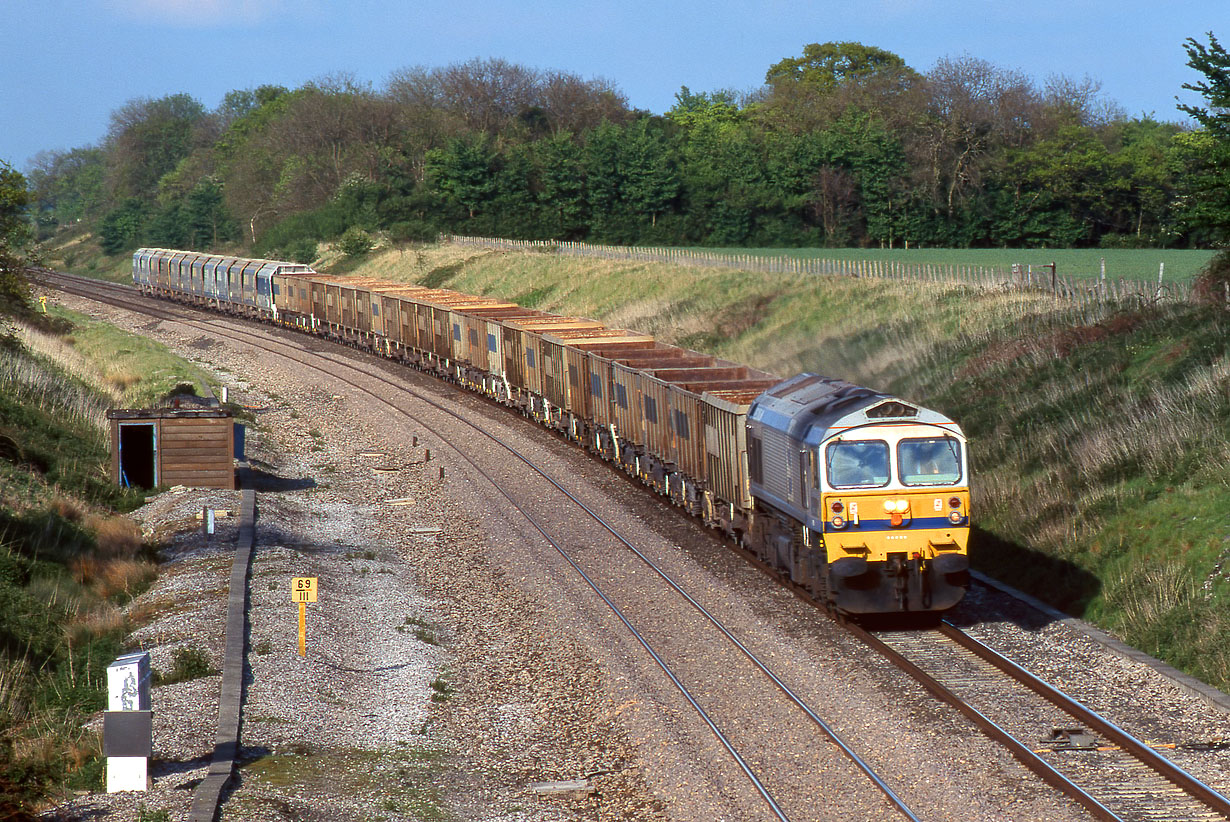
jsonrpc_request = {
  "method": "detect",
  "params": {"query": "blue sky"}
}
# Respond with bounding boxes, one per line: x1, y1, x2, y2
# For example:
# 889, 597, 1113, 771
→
1, 0, 1224, 171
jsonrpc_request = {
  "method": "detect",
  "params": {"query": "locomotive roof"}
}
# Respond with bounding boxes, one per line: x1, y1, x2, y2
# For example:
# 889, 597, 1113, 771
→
749, 373, 960, 443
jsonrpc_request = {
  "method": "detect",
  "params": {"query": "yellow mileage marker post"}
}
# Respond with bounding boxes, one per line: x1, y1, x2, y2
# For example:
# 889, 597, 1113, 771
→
291, 577, 318, 657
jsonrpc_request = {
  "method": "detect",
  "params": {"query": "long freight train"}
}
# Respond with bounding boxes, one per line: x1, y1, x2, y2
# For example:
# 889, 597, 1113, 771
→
132, 247, 971, 614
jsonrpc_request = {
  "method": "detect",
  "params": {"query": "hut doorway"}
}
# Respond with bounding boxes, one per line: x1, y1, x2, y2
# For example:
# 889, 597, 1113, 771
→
118, 422, 157, 488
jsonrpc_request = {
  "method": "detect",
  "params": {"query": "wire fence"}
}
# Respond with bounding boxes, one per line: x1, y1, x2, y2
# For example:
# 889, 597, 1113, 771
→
445, 235, 1194, 309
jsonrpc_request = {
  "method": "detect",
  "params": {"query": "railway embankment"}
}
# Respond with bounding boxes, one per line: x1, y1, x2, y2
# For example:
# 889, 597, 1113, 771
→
38, 289, 665, 820
324, 241, 1230, 696
11, 256, 1228, 819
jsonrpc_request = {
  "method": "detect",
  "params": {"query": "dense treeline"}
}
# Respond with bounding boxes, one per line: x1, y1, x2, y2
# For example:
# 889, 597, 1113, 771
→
20, 37, 1230, 261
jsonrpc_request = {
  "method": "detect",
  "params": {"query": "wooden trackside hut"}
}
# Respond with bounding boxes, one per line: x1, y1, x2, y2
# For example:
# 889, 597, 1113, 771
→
106, 407, 236, 490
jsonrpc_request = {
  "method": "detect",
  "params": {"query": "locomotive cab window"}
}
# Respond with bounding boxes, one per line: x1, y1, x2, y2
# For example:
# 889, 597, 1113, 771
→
898, 437, 962, 486
825, 440, 890, 488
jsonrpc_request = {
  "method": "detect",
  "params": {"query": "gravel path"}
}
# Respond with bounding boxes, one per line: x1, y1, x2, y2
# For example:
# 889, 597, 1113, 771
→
42, 290, 1230, 822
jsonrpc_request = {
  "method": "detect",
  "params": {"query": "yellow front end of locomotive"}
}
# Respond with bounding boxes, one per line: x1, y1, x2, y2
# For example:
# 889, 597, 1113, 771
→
821, 489, 970, 565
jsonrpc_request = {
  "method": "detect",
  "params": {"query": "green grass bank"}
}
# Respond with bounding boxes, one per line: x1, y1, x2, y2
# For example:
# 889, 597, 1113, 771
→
51, 237, 1230, 692
0, 304, 218, 815
688, 246, 1217, 282
335, 242, 1230, 693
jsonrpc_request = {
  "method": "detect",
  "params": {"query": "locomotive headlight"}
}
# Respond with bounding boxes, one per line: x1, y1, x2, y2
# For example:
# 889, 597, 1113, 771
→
882, 499, 895, 513
831, 516, 846, 529
893, 499, 910, 513
949, 511, 964, 524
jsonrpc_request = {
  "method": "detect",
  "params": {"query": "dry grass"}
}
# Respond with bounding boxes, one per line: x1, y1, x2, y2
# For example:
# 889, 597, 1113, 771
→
105, 369, 142, 392
64, 602, 127, 644
1112, 564, 1196, 633
49, 495, 86, 523
69, 555, 155, 600
85, 514, 143, 559
14, 321, 124, 406
0, 335, 116, 436
966, 348, 1230, 554
0, 658, 29, 726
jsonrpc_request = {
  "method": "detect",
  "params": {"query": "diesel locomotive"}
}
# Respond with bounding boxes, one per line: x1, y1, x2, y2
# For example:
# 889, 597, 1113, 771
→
132, 247, 970, 614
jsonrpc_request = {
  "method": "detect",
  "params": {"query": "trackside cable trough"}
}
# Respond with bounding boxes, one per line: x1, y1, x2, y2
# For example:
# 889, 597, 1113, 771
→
187, 476, 256, 822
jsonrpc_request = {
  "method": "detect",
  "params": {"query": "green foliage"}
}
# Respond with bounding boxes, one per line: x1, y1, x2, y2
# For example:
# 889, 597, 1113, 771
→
338, 226, 375, 256
28, 147, 107, 230
285, 237, 319, 264
425, 134, 499, 219
28, 41, 1230, 258
765, 41, 918, 93
1176, 32, 1230, 240
154, 646, 216, 685
105, 93, 207, 201
98, 198, 148, 255
0, 162, 32, 246
666, 86, 742, 129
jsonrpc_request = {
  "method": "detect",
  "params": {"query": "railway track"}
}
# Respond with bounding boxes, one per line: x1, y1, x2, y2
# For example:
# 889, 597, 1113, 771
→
846, 621, 1230, 821
39, 269, 1230, 821
39, 270, 925, 821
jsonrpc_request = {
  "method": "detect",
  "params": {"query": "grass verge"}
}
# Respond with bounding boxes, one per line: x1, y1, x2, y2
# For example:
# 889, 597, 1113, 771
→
339, 243, 1230, 693
0, 305, 218, 814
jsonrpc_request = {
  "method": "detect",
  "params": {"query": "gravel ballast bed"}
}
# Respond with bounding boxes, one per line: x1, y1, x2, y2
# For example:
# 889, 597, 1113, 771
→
43, 291, 1230, 821
46, 299, 664, 821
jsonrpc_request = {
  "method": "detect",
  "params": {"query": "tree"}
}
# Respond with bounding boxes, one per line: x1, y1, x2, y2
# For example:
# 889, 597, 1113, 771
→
0, 161, 33, 317
105, 94, 207, 201
425, 134, 499, 219
1177, 32, 1230, 238
666, 87, 741, 130
920, 56, 1038, 221
536, 132, 588, 238
766, 42, 917, 94
1179, 32, 1230, 136
98, 198, 148, 254
26, 147, 107, 227
758, 42, 922, 134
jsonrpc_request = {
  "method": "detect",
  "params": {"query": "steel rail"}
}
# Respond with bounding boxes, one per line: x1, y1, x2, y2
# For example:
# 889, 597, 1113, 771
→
844, 621, 1124, 822
60, 271, 1230, 822
939, 621, 1230, 819
43, 269, 926, 822
44, 274, 799, 819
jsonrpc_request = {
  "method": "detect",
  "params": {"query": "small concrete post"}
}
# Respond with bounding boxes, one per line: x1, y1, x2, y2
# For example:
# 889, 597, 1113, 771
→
105, 651, 152, 792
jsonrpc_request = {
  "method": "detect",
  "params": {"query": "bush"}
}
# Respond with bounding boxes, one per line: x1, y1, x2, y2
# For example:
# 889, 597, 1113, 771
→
155, 646, 216, 685
285, 238, 318, 264
338, 226, 375, 257
1098, 232, 1155, 249
1192, 248, 1230, 307
387, 220, 439, 245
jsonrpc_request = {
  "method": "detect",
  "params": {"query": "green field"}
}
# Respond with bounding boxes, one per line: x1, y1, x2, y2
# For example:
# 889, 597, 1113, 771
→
687, 247, 1217, 283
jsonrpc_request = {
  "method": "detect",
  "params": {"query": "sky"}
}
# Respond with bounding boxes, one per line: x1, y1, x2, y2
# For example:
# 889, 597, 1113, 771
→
1, 0, 1225, 172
